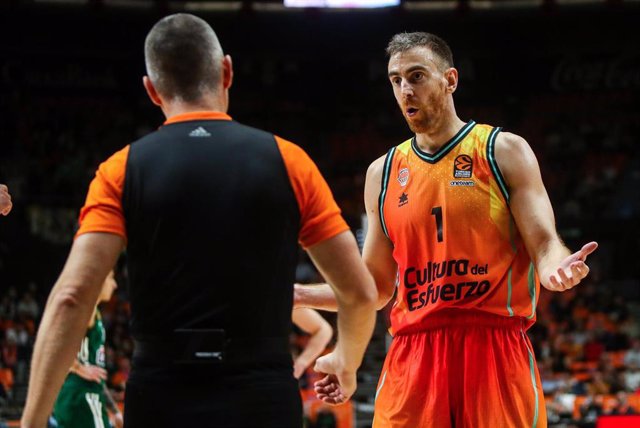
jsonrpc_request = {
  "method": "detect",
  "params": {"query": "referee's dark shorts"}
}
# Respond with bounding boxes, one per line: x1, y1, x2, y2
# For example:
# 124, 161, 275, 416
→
125, 360, 301, 427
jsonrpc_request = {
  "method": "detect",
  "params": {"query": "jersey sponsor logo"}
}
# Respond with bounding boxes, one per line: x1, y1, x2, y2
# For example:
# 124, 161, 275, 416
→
397, 168, 409, 187
406, 280, 490, 311
453, 154, 473, 178
189, 126, 211, 137
403, 259, 491, 311
398, 192, 409, 207
450, 180, 475, 187
97, 345, 105, 367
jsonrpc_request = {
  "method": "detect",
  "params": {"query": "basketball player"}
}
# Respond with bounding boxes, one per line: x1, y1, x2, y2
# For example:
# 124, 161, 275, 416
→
0, 184, 11, 215
52, 271, 123, 428
22, 13, 377, 428
296, 32, 597, 427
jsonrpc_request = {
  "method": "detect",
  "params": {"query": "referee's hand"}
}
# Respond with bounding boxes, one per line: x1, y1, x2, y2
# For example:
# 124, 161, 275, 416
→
313, 352, 356, 406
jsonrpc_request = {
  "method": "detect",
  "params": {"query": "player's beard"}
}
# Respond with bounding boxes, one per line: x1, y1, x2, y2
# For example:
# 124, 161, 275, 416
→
405, 114, 431, 134
404, 93, 447, 134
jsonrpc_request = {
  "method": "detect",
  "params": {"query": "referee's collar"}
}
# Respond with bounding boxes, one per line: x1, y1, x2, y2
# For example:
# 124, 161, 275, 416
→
164, 111, 232, 125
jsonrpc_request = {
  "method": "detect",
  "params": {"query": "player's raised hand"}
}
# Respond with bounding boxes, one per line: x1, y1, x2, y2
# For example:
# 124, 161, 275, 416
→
543, 241, 598, 292
313, 352, 356, 406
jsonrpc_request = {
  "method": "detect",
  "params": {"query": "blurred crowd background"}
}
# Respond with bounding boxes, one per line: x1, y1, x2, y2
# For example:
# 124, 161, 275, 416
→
0, 1, 639, 426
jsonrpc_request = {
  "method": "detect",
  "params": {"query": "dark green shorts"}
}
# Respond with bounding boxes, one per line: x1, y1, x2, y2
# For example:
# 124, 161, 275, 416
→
53, 382, 110, 428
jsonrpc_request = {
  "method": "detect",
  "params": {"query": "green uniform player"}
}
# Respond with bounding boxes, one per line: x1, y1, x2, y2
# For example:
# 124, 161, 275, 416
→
52, 272, 122, 428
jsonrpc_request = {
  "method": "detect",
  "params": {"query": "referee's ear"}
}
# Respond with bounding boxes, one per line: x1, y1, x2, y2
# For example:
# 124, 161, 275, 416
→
143, 75, 163, 107
222, 54, 233, 90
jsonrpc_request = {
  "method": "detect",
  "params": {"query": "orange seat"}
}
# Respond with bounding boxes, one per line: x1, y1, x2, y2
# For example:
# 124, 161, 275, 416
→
573, 395, 588, 420
0, 367, 14, 391
306, 396, 354, 428
628, 394, 640, 412
609, 351, 627, 368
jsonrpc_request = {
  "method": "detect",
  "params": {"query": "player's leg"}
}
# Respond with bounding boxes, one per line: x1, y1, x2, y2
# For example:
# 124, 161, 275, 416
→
455, 317, 547, 428
372, 331, 452, 428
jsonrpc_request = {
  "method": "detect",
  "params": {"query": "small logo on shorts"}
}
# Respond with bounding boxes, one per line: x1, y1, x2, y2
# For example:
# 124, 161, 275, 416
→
453, 155, 473, 178
398, 192, 409, 207
189, 127, 211, 137
397, 168, 409, 187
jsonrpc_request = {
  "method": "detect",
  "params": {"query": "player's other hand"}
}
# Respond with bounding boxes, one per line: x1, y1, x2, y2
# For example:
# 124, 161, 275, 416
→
0, 184, 12, 216
543, 241, 598, 292
76, 364, 108, 383
293, 358, 307, 379
113, 412, 124, 428
313, 352, 356, 406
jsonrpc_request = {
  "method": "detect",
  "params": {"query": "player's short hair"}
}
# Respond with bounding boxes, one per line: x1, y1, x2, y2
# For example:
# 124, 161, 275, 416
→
145, 13, 223, 102
386, 32, 454, 69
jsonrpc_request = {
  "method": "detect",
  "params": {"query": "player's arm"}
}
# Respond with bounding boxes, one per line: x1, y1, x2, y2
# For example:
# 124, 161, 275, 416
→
292, 307, 333, 379
103, 384, 124, 428
21, 233, 124, 428
361, 155, 398, 308
495, 132, 597, 291
0, 184, 12, 216
294, 156, 397, 311
305, 230, 377, 404
277, 137, 377, 404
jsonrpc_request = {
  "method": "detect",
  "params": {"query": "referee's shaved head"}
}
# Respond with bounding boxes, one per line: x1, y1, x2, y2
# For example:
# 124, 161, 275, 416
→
145, 13, 223, 102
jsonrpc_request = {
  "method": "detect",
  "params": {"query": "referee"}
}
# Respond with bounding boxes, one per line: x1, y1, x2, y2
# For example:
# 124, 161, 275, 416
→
22, 13, 377, 428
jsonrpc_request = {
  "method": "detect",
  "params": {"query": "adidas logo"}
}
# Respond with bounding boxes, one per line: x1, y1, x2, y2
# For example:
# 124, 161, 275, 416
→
189, 127, 211, 137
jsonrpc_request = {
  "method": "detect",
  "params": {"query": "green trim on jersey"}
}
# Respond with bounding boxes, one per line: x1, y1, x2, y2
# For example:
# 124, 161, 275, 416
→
506, 218, 518, 317
527, 344, 540, 428
379, 147, 396, 238
487, 127, 509, 203
527, 263, 537, 320
410, 120, 476, 164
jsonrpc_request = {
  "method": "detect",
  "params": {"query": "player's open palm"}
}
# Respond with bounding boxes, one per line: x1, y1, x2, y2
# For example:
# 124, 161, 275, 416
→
544, 241, 598, 292
314, 352, 356, 406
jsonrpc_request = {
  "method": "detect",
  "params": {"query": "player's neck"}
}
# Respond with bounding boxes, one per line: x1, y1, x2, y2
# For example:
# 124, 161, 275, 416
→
414, 115, 466, 154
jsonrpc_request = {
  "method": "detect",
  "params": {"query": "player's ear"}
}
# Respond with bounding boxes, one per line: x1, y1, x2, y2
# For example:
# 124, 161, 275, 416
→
444, 67, 458, 94
143, 76, 163, 107
222, 54, 233, 90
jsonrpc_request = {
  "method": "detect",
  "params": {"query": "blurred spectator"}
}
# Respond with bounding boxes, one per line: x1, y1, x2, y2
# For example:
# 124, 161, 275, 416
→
624, 364, 640, 392
16, 291, 39, 321
609, 391, 638, 416
624, 338, 640, 368
579, 394, 604, 428
583, 333, 606, 363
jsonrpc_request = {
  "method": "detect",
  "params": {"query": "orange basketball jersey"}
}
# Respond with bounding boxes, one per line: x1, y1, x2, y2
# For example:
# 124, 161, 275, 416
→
380, 120, 539, 336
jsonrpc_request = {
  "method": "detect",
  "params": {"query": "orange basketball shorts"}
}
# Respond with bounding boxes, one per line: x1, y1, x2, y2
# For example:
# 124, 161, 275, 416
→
372, 309, 546, 428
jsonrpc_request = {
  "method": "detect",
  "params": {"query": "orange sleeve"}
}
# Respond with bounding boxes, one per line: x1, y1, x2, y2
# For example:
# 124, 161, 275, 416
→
275, 136, 349, 248
75, 145, 129, 240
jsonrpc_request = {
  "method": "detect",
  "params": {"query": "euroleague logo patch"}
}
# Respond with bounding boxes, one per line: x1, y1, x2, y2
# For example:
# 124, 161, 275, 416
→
397, 168, 410, 187
453, 155, 473, 178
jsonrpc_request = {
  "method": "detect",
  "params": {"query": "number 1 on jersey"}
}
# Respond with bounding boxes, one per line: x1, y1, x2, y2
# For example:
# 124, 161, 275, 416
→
431, 206, 443, 242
